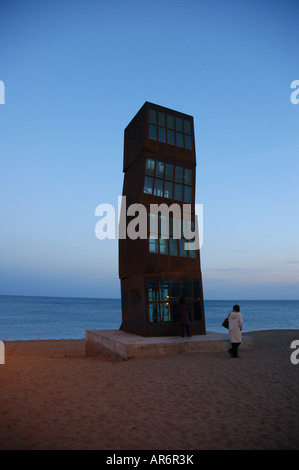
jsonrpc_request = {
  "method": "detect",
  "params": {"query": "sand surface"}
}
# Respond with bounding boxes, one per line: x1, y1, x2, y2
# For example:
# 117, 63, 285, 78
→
0, 330, 298, 450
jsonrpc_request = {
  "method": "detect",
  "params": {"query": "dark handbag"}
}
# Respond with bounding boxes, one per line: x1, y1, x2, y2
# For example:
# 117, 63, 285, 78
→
222, 317, 229, 329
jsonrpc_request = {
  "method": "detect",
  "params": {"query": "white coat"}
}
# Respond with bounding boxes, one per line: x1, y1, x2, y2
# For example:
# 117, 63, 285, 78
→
228, 311, 243, 343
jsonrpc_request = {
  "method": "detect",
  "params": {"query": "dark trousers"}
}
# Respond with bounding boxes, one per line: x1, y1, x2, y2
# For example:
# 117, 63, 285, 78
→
181, 324, 191, 337
229, 342, 241, 357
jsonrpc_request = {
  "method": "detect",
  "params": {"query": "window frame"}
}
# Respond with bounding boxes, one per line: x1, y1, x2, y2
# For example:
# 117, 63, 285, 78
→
148, 109, 193, 150
144, 158, 193, 204
148, 279, 202, 324
148, 213, 198, 259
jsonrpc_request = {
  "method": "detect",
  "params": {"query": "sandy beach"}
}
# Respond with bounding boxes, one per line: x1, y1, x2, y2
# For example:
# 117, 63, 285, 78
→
0, 329, 298, 450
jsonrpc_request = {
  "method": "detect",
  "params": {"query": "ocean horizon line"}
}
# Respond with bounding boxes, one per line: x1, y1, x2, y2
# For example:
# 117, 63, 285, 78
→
0, 294, 299, 302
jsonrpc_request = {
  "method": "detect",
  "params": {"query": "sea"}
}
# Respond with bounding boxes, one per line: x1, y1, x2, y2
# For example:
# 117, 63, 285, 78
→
0, 295, 298, 341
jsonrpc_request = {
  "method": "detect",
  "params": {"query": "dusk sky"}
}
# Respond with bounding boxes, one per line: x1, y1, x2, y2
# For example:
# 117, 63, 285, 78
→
0, 0, 298, 300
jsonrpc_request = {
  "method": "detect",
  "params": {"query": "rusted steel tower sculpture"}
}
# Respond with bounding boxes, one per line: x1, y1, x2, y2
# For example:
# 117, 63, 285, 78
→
119, 102, 205, 336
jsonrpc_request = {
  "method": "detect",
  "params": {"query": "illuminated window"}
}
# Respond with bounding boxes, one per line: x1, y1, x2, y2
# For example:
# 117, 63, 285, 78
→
148, 280, 170, 323
148, 279, 202, 323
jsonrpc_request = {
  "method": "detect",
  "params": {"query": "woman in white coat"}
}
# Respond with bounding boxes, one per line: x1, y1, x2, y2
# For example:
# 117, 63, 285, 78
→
228, 305, 243, 357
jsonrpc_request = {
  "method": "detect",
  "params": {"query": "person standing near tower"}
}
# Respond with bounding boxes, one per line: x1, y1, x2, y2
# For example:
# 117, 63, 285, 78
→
178, 296, 191, 338
228, 304, 243, 357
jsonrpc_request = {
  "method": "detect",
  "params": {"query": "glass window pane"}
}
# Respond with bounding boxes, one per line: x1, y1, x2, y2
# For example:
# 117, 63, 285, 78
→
169, 237, 178, 256
184, 168, 192, 185
179, 239, 188, 257
159, 238, 168, 255
189, 248, 197, 258
183, 119, 192, 134
185, 134, 192, 150
145, 158, 155, 176
164, 181, 173, 199
183, 219, 195, 241
158, 112, 166, 126
180, 280, 190, 297
149, 213, 158, 235
170, 302, 178, 322
149, 238, 158, 253
160, 215, 170, 237
184, 185, 192, 203
149, 303, 160, 323
176, 132, 184, 147
158, 126, 166, 143
167, 114, 174, 129
149, 124, 157, 140
144, 176, 153, 194
170, 280, 179, 298
165, 163, 174, 181
181, 217, 185, 236
160, 303, 170, 322
154, 178, 163, 197
159, 281, 169, 300
155, 161, 164, 178
191, 279, 200, 299
174, 183, 183, 201
172, 217, 181, 238
149, 109, 157, 124
175, 117, 183, 132
148, 280, 159, 300
174, 166, 183, 183
169, 217, 173, 236
167, 129, 175, 145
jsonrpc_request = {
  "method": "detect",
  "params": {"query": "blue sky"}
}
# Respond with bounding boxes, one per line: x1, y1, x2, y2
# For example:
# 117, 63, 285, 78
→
0, 0, 298, 300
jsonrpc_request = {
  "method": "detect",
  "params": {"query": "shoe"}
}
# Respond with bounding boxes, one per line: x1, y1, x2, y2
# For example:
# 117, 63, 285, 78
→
228, 348, 233, 357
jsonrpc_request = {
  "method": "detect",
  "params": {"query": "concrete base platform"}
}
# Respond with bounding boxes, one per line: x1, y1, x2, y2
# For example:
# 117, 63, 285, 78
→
85, 329, 253, 360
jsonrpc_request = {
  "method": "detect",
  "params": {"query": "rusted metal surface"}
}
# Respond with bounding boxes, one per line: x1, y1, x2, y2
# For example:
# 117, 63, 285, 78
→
119, 102, 206, 336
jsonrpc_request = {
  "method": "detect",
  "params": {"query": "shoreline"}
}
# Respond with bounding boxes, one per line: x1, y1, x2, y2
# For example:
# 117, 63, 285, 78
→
1, 327, 298, 343
0, 329, 298, 450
